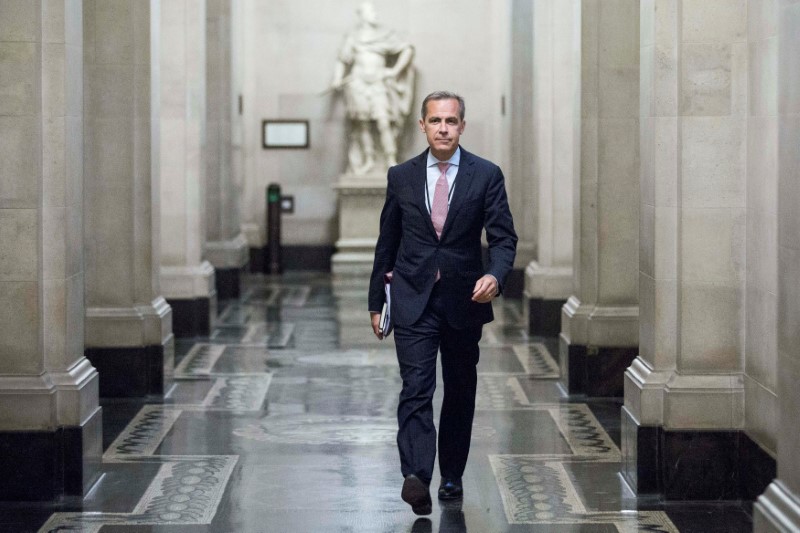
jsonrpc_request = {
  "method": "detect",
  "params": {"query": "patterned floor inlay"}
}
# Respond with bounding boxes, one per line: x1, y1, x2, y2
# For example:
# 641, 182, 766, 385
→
20, 274, 752, 532
490, 455, 679, 530
174, 343, 226, 376
39, 455, 237, 532
105, 372, 273, 460
201, 374, 272, 410
268, 370, 400, 417
550, 404, 620, 459
174, 343, 273, 376
295, 348, 397, 367
215, 303, 264, 326
476, 374, 532, 410
242, 285, 311, 306
210, 322, 295, 347
233, 414, 497, 446
513, 342, 560, 378
104, 406, 183, 460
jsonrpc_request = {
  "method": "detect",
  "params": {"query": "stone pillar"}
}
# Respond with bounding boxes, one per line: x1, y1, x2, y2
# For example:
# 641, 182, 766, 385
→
755, 0, 800, 529
0, 0, 101, 500
159, 0, 216, 337
205, 0, 247, 299
508, 0, 536, 279
83, 0, 174, 398
559, 0, 640, 397
623, 0, 751, 500
523, 0, 576, 337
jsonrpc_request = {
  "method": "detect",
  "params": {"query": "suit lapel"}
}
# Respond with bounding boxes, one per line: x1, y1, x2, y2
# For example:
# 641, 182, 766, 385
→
412, 150, 438, 239
441, 148, 476, 239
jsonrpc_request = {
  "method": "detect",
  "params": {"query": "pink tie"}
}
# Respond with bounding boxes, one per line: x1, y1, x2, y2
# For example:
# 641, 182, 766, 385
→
431, 162, 450, 239
431, 162, 449, 281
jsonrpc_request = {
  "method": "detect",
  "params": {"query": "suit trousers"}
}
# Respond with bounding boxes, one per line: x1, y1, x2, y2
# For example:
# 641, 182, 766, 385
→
392, 283, 482, 484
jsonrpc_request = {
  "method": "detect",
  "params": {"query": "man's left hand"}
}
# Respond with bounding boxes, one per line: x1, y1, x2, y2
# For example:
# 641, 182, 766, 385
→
472, 275, 498, 303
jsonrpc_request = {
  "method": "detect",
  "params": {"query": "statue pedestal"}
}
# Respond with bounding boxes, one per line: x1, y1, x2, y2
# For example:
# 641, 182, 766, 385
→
332, 173, 387, 276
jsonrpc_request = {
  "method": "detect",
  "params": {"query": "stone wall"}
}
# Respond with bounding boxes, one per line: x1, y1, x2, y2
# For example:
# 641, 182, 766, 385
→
239, 0, 512, 248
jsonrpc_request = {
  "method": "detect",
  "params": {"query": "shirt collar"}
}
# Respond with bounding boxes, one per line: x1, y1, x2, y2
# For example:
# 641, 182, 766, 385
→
426, 146, 461, 169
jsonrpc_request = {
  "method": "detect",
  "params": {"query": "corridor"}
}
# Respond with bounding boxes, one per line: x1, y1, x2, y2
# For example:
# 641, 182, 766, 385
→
2, 274, 751, 533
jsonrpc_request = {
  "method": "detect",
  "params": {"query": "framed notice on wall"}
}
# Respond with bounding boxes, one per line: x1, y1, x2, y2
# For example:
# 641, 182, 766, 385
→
262, 120, 309, 149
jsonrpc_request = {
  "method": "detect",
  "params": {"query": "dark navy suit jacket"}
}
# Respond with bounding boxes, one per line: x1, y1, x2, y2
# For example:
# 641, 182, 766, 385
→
368, 147, 518, 328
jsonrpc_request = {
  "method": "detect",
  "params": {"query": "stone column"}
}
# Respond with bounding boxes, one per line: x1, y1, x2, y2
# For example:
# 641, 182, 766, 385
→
559, 0, 640, 397
755, 0, 800, 529
623, 0, 750, 500
523, 0, 576, 337
0, 0, 101, 500
508, 0, 536, 280
83, 0, 174, 398
159, 0, 216, 337
205, 0, 247, 299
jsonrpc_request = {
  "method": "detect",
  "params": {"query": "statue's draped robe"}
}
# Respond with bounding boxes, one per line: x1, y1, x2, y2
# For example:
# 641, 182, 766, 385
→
338, 29, 414, 124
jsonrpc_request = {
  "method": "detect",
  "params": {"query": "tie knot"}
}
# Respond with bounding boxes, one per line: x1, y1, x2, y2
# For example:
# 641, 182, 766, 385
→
437, 162, 450, 174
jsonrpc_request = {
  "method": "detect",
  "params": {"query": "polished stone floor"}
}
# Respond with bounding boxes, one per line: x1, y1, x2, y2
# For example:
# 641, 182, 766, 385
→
3, 273, 753, 532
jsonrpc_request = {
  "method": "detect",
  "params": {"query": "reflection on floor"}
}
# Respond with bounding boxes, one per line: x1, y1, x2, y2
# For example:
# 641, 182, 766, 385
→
3, 273, 753, 532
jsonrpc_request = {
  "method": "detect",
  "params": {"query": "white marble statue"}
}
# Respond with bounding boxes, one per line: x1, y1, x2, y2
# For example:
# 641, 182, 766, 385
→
331, 2, 415, 175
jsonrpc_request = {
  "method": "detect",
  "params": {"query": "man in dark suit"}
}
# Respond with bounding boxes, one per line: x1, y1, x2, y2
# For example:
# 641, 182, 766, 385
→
368, 91, 517, 515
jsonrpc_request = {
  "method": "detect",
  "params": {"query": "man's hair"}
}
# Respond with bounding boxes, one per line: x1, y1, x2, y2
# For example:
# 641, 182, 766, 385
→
421, 91, 465, 120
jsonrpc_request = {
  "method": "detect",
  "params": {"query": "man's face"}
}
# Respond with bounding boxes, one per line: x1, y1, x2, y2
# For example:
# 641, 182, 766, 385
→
419, 99, 465, 159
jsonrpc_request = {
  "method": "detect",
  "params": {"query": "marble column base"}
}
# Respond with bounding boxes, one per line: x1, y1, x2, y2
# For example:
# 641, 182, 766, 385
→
333, 175, 385, 276
524, 263, 572, 333
167, 297, 216, 338
755, 481, 800, 533
332, 239, 376, 277
558, 334, 638, 397
249, 246, 265, 273
85, 298, 173, 350
84, 299, 174, 396
527, 298, 566, 337
161, 262, 217, 337
621, 406, 776, 501
206, 234, 248, 298
501, 268, 525, 299
214, 267, 243, 300
85, 335, 175, 398
0, 407, 102, 501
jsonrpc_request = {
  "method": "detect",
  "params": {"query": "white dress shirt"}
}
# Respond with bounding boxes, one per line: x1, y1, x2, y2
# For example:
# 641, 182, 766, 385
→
424, 147, 460, 214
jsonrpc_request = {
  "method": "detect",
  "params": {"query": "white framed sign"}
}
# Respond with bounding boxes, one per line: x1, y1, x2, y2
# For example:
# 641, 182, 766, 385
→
262, 120, 309, 149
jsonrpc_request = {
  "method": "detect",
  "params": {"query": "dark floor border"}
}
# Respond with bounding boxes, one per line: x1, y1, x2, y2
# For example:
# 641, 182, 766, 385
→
558, 337, 638, 397
215, 267, 242, 300
85, 341, 173, 398
621, 406, 776, 501
249, 245, 334, 273
0, 408, 102, 501
168, 297, 212, 338
527, 297, 565, 337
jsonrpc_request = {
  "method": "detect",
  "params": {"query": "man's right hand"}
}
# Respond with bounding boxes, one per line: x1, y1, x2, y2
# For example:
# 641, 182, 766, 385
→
370, 312, 383, 340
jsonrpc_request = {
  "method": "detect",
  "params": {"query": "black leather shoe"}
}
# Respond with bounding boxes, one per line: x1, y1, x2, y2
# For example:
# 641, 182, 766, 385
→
437, 478, 463, 500
401, 475, 432, 515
